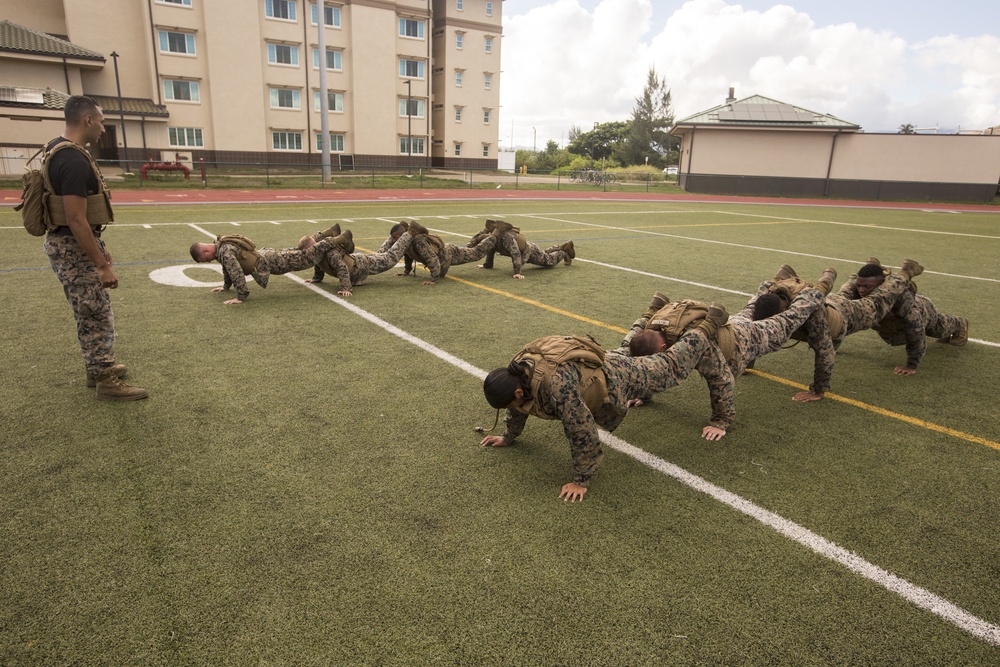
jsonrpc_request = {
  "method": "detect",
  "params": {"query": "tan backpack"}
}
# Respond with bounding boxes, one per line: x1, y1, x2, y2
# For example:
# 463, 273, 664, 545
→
15, 141, 113, 235
648, 300, 709, 344
512, 335, 609, 417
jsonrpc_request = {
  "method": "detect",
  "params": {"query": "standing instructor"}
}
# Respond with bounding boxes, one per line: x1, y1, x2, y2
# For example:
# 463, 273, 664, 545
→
43, 95, 148, 400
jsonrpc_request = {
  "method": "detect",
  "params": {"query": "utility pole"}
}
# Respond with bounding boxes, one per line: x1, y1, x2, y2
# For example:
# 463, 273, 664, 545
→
109, 52, 130, 172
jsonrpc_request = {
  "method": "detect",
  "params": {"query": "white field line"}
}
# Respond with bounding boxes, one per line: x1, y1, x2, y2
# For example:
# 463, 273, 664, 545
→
434, 226, 999, 347
279, 269, 1000, 647
525, 214, 1000, 284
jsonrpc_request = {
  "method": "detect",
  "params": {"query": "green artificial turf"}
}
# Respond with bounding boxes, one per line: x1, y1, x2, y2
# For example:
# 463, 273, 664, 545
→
1, 199, 997, 665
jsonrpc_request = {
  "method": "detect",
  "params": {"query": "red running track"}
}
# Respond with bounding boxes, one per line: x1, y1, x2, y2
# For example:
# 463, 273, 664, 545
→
2, 188, 997, 212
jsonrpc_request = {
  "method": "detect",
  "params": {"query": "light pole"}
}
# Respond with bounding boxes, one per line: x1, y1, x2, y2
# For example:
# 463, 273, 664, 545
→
405, 79, 412, 175
109, 51, 130, 172
532, 126, 536, 153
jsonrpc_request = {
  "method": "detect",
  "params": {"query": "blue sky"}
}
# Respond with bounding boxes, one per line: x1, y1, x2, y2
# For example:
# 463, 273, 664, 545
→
499, 0, 999, 149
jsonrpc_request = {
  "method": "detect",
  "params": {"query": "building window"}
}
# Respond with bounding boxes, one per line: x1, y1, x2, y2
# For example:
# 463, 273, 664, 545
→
399, 18, 424, 39
312, 48, 342, 70
399, 59, 425, 79
455, 32, 463, 49
273, 131, 303, 151
483, 109, 491, 124
454, 106, 462, 122
456, 0, 463, 9
399, 98, 425, 118
269, 88, 301, 109
482, 144, 490, 157
310, 3, 341, 27
158, 30, 195, 55
158, 0, 192, 6
163, 79, 200, 102
454, 142, 462, 156
313, 90, 344, 112
316, 132, 345, 151
484, 73, 492, 90
455, 70, 463, 86
265, 0, 297, 20
400, 137, 425, 155
486, 2, 493, 16
267, 43, 299, 66
168, 127, 203, 147
485, 37, 493, 53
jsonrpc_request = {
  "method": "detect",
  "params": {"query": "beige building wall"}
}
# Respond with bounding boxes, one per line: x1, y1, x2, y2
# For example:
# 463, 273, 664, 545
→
431, 0, 501, 164
2, 0, 500, 166
681, 128, 835, 179
831, 134, 1000, 184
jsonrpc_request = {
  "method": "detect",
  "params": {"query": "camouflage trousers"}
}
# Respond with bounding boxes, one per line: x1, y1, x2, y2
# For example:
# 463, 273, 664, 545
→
255, 239, 339, 286
876, 294, 964, 345
829, 273, 911, 340
445, 234, 496, 268
728, 288, 824, 377
524, 242, 564, 268
44, 234, 116, 374
351, 231, 413, 285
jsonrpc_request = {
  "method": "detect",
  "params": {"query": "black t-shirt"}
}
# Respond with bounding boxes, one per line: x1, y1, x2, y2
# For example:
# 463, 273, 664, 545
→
46, 138, 98, 198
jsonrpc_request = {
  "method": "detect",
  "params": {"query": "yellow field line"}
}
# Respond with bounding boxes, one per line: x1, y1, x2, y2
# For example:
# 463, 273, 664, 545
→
439, 268, 1000, 452
746, 369, 1000, 451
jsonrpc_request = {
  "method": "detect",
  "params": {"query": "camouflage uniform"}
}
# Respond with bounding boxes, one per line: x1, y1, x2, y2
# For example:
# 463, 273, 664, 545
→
217, 238, 337, 302
625, 290, 826, 429
501, 329, 712, 486
402, 234, 497, 283
484, 231, 566, 275
839, 279, 966, 369
310, 231, 416, 290
43, 137, 116, 376
749, 273, 914, 393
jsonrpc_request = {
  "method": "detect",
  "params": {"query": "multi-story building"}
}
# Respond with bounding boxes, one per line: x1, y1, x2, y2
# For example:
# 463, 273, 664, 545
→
0, 0, 501, 171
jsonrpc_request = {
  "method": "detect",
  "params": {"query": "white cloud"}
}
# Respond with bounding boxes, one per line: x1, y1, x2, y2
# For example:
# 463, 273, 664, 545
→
500, 0, 1000, 148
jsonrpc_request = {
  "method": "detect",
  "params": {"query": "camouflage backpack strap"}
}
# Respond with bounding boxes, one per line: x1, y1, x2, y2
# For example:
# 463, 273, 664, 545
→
425, 234, 445, 252
43, 141, 114, 228
648, 300, 710, 345
513, 335, 608, 418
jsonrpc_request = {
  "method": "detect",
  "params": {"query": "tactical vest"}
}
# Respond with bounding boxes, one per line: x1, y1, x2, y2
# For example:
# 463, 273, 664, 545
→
511, 335, 609, 420
790, 303, 844, 344
216, 234, 260, 274
497, 227, 529, 256
44, 141, 114, 230
318, 250, 354, 278
872, 314, 907, 346
649, 300, 734, 362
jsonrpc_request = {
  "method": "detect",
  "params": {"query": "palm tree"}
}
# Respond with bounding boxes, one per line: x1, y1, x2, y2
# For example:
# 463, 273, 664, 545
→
898, 123, 916, 134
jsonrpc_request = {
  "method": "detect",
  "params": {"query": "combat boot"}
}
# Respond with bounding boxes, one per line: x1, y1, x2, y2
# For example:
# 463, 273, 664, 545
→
866, 257, 881, 265
939, 318, 968, 346
407, 221, 429, 236
95, 371, 149, 401
560, 241, 575, 265
484, 219, 498, 232
814, 267, 838, 295
468, 231, 490, 248
695, 302, 729, 339
297, 235, 316, 250
87, 363, 127, 388
331, 229, 355, 254
641, 292, 670, 321
899, 258, 923, 279
774, 264, 797, 281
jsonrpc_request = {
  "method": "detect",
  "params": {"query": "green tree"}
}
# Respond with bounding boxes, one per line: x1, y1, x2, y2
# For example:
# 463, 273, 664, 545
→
616, 66, 675, 167
898, 123, 916, 134
566, 121, 629, 162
